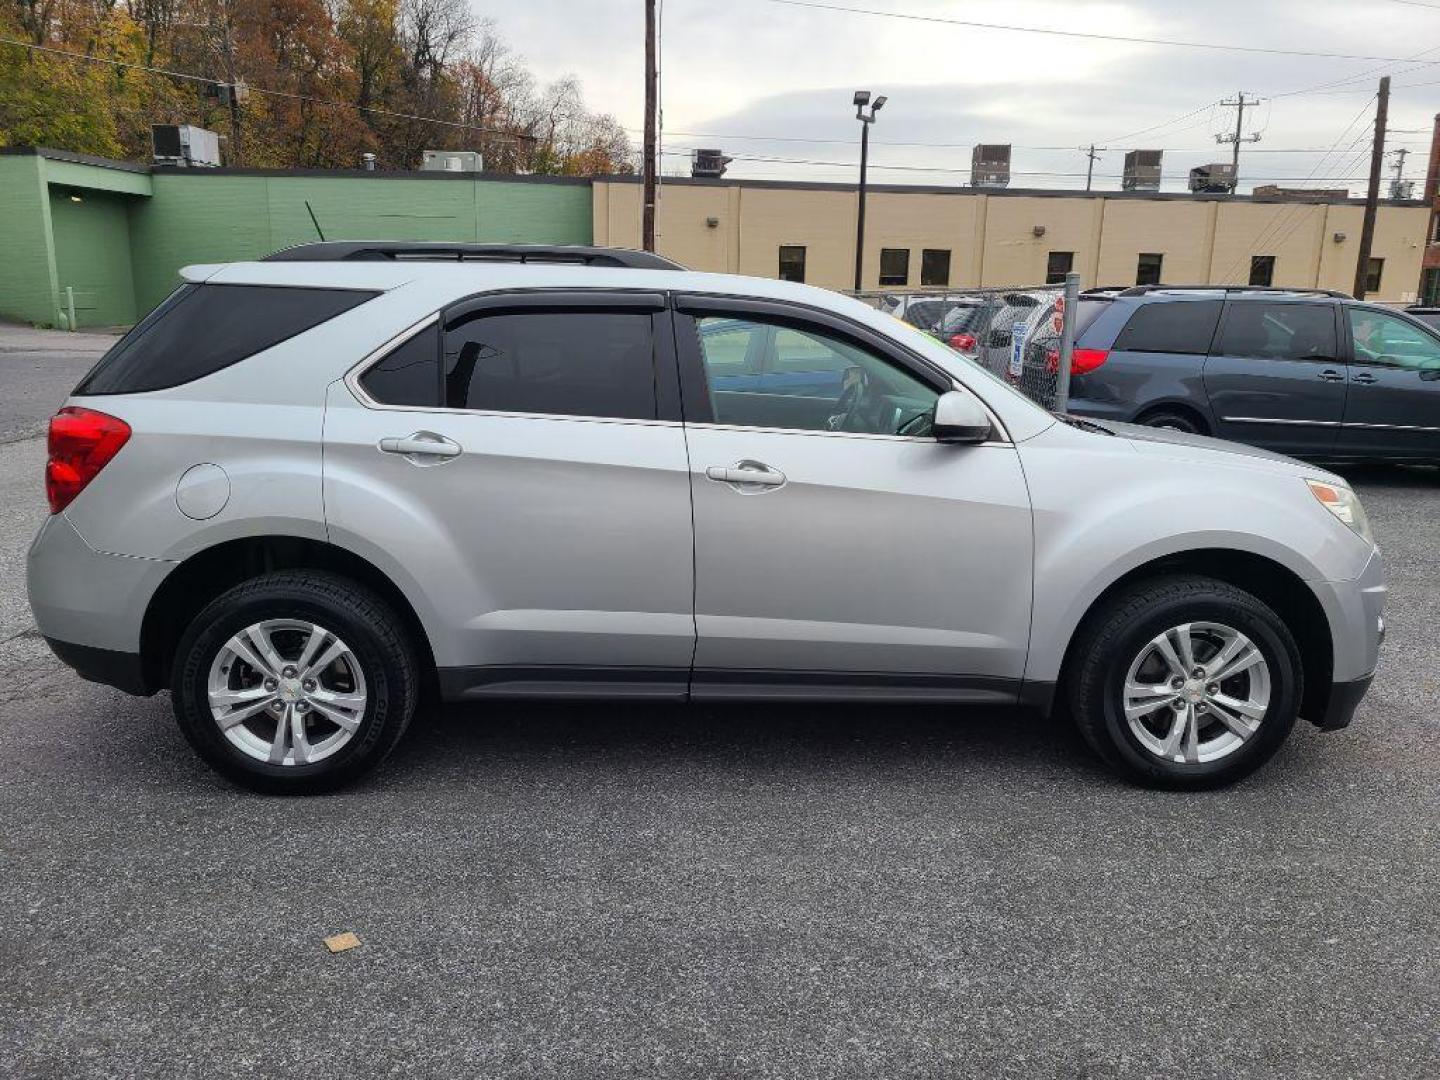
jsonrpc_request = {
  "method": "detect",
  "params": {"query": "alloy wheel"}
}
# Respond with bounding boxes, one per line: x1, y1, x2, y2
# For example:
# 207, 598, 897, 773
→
206, 619, 368, 767
1121, 621, 1271, 765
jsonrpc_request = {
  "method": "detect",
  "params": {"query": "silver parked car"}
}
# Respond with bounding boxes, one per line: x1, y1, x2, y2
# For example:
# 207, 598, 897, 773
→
28, 244, 1385, 793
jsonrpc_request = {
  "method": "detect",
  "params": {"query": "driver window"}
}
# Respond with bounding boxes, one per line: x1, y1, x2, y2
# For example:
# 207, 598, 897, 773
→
693, 315, 940, 435
1348, 309, 1440, 371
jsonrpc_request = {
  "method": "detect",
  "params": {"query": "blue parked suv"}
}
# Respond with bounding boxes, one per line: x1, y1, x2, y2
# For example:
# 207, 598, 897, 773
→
1066, 286, 1440, 462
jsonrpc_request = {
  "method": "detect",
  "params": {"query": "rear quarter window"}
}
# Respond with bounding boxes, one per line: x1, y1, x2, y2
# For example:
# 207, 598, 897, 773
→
76, 284, 378, 395
1111, 300, 1223, 355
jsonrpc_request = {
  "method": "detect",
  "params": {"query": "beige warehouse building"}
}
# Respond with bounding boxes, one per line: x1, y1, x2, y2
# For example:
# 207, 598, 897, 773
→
593, 176, 1429, 302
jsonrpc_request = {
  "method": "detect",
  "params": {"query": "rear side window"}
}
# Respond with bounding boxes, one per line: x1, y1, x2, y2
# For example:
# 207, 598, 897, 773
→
1215, 302, 1336, 362
1112, 300, 1222, 355
359, 323, 441, 407
443, 310, 657, 419
77, 284, 378, 394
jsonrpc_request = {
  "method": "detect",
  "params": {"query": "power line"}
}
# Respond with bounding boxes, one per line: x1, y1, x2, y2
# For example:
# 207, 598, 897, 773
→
758, 0, 1440, 62
0, 36, 531, 141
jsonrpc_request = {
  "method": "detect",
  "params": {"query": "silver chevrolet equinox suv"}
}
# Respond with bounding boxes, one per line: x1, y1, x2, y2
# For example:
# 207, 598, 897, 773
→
27, 243, 1386, 794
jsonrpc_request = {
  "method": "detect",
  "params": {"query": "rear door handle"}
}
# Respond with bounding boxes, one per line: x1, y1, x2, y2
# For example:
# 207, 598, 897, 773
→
378, 431, 462, 464
705, 460, 787, 491
1351, 372, 1378, 384
1317, 369, 1345, 382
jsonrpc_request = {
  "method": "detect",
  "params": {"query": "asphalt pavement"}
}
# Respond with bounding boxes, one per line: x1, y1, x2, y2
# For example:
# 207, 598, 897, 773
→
1, 327, 1437, 1079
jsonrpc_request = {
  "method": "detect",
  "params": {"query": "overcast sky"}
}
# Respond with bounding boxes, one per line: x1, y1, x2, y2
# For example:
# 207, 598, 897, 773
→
485, 0, 1440, 195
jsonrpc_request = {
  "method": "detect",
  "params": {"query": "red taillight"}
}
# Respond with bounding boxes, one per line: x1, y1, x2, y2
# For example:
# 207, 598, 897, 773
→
948, 332, 977, 352
46, 406, 130, 514
1045, 347, 1111, 376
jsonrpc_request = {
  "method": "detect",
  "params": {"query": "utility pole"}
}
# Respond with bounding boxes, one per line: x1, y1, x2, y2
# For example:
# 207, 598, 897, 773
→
642, 0, 658, 252
1355, 76, 1391, 300
1216, 91, 1262, 193
1080, 145, 1107, 192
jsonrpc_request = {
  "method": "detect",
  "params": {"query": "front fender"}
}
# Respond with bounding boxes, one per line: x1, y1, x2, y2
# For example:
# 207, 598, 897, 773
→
1017, 426, 1372, 685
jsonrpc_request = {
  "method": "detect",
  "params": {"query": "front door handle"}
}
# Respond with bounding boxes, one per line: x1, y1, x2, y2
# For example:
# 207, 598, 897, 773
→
1317, 369, 1345, 382
1351, 372, 1378, 384
378, 431, 462, 464
705, 460, 787, 492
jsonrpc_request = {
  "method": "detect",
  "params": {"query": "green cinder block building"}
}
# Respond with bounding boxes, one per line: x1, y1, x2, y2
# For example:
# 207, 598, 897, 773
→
0, 147, 595, 328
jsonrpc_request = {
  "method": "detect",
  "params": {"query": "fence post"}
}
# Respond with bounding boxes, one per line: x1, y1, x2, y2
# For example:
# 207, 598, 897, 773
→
1053, 271, 1080, 412
65, 287, 77, 333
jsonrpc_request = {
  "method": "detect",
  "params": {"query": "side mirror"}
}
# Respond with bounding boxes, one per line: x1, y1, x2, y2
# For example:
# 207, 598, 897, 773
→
932, 389, 993, 444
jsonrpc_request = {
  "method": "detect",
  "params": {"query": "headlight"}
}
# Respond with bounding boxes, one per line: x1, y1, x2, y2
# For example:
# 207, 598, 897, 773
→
1306, 479, 1374, 545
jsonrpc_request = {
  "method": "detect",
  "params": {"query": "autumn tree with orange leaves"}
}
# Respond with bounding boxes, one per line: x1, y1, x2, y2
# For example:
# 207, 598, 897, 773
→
0, 0, 635, 173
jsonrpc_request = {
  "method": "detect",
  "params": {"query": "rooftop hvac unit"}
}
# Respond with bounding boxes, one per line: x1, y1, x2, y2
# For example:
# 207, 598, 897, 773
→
1189, 162, 1237, 194
151, 124, 222, 168
691, 148, 733, 179
971, 144, 1011, 189
1122, 149, 1163, 192
420, 150, 484, 173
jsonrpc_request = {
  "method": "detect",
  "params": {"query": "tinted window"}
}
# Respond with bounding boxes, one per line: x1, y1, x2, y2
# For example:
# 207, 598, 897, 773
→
1136, 253, 1164, 287
1216, 303, 1336, 362
359, 323, 440, 406
1366, 258, 1385, 294
77, 284, 377, 394
443, 310, 656, 419
1046, 251, 1074, 285
1073, 298, 1110, 337
778, 245, 806, 283
697, 318, 763, 376
1112, 300, 1222, 354
879, 249, 909, 286
694, 315, 937, 436
1349, 308, 1440, 370
921, 249, 951, 287
900, 300, 946, 331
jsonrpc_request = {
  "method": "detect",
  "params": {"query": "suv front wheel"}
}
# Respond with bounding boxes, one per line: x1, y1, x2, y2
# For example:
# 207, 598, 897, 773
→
172, 571, 418, 794
1067, 575, 1302, 789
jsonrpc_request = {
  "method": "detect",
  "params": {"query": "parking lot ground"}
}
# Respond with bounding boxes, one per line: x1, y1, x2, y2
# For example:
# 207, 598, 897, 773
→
1, 328, 1438, 1079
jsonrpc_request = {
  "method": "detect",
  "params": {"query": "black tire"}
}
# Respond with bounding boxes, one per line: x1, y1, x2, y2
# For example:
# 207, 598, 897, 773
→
1138, 408, 1206, 435
1066, 575, 1302, 790
171, 571, 418, 795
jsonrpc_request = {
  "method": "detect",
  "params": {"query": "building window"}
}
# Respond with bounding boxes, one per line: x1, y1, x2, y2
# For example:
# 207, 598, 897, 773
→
1431, 216, 1440, 244
879, 248, 910, 286
778, 245, 806, 283
1249, 255, 1276, 287
920, 249, 951, 287
1366, 257, 1384, 293
1046, 251, 1074, 285
1136, 252, 1164, 287
1423, 267, 1440, 307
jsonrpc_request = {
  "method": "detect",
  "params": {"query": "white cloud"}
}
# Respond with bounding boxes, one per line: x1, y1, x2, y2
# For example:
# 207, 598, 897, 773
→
478, 0, 1438, 193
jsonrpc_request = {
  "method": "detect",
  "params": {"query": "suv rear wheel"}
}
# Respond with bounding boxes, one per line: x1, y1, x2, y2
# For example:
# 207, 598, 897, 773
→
171, 571, 418, 794
1067, 576, 1301, 789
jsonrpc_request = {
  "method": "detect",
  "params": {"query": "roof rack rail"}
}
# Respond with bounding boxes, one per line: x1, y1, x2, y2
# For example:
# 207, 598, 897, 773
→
262, 242, 686, 270
1118, 284, 1352, 299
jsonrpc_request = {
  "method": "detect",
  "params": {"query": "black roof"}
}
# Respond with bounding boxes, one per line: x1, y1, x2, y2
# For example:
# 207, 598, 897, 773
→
263, 242, 684, 270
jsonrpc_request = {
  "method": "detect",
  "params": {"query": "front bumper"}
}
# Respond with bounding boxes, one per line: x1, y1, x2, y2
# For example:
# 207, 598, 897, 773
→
1310, 544, 1387, 685
1313, 674, 1373, 732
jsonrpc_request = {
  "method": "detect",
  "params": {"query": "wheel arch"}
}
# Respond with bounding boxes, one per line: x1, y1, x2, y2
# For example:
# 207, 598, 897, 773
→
139, 534, 439, 699
1132, 399, 1212, 434
1048, 548, 1334, 727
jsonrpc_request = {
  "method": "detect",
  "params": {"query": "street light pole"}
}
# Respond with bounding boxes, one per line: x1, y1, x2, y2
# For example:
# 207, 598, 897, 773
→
853, 90, 886, 291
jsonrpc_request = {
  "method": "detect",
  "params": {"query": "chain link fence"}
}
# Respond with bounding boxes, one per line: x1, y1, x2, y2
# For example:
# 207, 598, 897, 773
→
848, 284, 1078, 411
